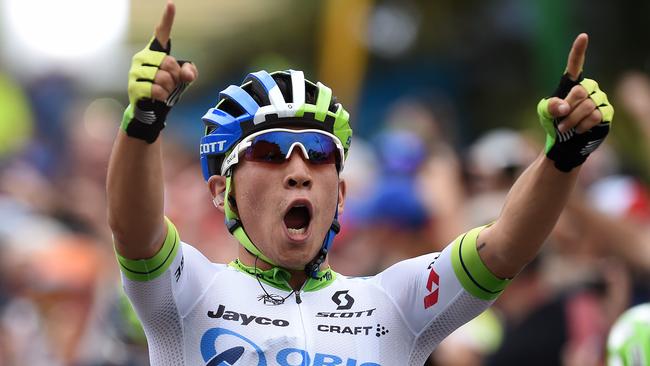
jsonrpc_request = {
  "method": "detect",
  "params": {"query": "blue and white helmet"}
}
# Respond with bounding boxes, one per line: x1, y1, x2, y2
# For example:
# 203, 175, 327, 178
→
199, 69, 352, 180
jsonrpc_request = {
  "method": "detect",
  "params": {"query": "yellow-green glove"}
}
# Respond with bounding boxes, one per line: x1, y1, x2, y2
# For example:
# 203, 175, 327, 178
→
121, 37, 189, 143
537, 73, 614, 172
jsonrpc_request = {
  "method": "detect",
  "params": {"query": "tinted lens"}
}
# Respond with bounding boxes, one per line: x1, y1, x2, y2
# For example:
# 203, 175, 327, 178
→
304, 134, 338, 165
245, 139, 285, 163
243, 131, 339, 167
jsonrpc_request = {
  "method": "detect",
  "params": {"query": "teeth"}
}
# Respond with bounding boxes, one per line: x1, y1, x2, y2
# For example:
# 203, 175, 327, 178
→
287, 227, 307, 235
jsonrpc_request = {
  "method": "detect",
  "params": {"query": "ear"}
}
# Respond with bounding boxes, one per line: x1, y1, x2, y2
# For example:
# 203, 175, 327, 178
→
208, 175, 227, 213
337, 178, 347, 215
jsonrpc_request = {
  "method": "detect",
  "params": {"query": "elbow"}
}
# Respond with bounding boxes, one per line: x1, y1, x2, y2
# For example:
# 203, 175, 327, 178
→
107, 207, 130, 246
479, 225, 543, 279
489, 249, 538, 279
107, 210, 166, 259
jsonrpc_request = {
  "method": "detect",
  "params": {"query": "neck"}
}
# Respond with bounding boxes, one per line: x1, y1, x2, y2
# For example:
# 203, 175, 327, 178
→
287, 270, 308, 290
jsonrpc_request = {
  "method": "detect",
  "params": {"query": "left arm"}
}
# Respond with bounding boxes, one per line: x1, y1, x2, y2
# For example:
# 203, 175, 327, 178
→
477, 33, 614, 278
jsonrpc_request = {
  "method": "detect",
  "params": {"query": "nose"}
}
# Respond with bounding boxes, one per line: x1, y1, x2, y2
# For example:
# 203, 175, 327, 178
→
283, 148, 312, 189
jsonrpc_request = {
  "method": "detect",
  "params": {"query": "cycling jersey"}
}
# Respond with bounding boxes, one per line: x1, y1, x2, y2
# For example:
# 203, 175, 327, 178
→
117, 219, 509, 366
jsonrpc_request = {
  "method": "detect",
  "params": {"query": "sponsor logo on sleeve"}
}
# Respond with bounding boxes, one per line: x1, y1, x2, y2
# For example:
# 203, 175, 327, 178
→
174, 255, 184, 282
424, 255, 440, 309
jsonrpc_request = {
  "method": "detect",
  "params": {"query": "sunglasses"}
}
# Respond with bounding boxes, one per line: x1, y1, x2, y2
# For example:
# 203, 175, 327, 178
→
221, 128, 345, 175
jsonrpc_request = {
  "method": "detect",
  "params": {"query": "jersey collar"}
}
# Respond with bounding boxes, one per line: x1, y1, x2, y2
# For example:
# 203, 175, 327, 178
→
229, 258, 337, 292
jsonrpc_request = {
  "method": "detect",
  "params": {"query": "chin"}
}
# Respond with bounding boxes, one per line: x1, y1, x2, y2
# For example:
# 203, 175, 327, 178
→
275, 245, 319, 270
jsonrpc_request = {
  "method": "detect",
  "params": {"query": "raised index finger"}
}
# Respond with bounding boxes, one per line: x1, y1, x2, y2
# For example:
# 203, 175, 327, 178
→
565, 33, 589, 81
154, 1, 175, 49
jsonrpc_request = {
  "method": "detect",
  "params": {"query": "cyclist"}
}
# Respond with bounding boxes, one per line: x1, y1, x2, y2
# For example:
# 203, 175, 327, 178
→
106, 2, 614, 365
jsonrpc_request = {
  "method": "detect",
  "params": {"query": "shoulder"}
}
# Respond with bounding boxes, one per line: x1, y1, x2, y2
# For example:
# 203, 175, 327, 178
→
373, 252, 444, 286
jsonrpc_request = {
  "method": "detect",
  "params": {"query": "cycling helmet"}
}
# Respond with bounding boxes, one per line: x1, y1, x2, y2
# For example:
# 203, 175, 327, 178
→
607, 303, 650, 366
199, 70, 352, 278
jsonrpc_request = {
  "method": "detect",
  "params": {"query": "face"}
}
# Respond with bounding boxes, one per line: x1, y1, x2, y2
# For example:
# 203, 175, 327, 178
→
211, 147, 346, 270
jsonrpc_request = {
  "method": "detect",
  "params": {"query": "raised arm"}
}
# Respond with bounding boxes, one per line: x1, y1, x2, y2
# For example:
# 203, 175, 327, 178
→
477, 34, 614, 278
107, 1, 197, 259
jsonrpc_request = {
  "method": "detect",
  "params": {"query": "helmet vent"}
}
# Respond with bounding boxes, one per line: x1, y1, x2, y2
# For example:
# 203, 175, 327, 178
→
304, 81, 318, 104
205, 125, 217, 135
242, 80, 270, 107
272, 72, 293, 103
305, 80, 339, 112
328, 97, 339, 113
218, 98, 246, 118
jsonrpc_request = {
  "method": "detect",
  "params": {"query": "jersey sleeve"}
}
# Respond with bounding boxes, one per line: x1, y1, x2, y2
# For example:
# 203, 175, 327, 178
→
115, 217, 182, 282
114, 218, 223, 364
372, 226, 510, 361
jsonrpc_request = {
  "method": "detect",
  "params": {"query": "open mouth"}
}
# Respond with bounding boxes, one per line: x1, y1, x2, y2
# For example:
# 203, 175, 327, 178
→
283, 204, 312, 237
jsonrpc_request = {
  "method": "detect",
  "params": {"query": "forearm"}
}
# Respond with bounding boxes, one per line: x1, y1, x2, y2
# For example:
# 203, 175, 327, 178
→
479, 154, 579, 278
107, 130, 166, 259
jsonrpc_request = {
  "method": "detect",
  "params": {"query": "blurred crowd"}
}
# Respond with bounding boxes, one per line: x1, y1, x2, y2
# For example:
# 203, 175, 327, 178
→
3, 44, 650, 366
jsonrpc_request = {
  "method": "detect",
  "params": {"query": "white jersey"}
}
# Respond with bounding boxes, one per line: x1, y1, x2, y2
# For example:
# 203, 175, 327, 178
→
117, 219, 509, 366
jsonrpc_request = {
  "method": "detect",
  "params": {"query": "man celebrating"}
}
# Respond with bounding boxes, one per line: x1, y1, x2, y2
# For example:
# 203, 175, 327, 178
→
107, 2, 613, 365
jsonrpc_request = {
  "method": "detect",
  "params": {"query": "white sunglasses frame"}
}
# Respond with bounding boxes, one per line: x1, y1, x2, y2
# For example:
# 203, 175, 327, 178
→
221, 128, 345, 176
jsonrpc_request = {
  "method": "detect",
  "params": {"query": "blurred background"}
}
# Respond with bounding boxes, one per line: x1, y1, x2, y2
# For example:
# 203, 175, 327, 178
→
2, 0, 650, 365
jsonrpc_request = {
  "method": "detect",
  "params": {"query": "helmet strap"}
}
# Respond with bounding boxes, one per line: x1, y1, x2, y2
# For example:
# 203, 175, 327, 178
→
304, 200, 340, 279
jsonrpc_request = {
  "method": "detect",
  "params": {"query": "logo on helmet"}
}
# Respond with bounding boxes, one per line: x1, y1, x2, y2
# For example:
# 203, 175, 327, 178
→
200, 140, 227, 154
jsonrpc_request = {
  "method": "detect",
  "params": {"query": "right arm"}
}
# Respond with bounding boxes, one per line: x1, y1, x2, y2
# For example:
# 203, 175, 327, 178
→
107, 1, 197, 260
107, 132, 165, 259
